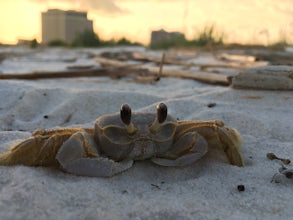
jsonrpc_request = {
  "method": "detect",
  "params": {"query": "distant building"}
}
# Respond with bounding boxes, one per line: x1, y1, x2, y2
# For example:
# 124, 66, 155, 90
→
150, 29, 185, 48
42, 9, 93, 44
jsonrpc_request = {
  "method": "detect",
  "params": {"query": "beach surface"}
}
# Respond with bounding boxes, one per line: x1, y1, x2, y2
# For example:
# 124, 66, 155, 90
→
0, 47, 292, 220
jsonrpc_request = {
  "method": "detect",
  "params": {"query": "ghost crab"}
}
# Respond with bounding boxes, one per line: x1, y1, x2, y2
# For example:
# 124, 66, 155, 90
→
0, 103, 243, 177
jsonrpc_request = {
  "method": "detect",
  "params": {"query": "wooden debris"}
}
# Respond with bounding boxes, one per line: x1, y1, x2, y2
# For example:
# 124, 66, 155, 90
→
100, 51, 150, 62
100, 51, 255, 69
267, 152, 291, 165
240, 95, 262, 99
230, 65, 293, 90
1, 50, 254, 86
156, 53, 165, 81
0, 65, 159, 83
248, 50, 293, 65
0, 67, 128, 80
0, 53, 7, 64
67, 65, 94, 70
95, 56, 230, 85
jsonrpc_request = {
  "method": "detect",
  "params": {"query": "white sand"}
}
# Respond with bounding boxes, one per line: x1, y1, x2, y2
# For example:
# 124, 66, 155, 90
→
0, 47, 292, 220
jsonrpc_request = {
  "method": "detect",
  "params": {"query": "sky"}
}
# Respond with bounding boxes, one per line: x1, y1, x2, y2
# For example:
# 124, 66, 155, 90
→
0, 0, 293, 45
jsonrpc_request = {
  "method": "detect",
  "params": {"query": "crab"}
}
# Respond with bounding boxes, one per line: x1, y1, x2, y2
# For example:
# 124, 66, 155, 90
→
0, 103, 244, 177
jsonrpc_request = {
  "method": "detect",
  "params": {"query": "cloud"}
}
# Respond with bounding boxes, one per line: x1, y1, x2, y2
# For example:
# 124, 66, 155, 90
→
82, 0, 127, 14
273, 2, 293, 16
29, 0, 127, 15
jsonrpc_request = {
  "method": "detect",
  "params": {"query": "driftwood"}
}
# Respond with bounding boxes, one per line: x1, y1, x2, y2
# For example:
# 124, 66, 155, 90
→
0, 58, 229, 85
95, 57, 230, 85
100, 51, 255, 69
0, 52, 231, 85
100, 51, 151, 62
247, 50, 293, 66
0, 66, 133, 80
0, 65, 160, 83
230, 65, 293, 90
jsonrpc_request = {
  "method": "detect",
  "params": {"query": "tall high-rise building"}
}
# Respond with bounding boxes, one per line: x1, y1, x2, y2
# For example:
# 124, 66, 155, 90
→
42, 9, 93, 44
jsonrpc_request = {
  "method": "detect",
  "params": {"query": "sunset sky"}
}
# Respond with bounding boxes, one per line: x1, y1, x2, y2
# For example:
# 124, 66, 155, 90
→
0, 0, 293, 45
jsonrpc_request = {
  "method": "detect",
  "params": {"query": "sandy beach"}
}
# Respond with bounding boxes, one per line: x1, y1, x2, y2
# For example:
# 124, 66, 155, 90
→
0, 46, 292, 220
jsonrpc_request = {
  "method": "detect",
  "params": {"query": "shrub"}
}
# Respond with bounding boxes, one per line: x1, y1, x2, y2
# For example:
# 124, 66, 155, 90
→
47, 40, 67, 47
189, 25, 224, 47
72, 30, 100, 47
30, 39, 38, 48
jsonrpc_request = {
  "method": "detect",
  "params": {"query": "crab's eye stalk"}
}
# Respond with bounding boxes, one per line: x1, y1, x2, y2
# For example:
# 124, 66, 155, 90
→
157, 103, 167, 123
120, 104, 131, 125
150, 103, 168, 132
120, 104, 137, 134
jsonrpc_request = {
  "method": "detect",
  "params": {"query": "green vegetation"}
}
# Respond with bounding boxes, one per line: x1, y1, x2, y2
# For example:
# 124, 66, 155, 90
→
268, 34, 291, 50
42, 27, 292, 49
47, 40, 68, 47
71, 30, 100, 47
98, 37, 142, 47
188, 25, 224, 47
30, 39, 39, 48
46, 30, 141, 48
115, 37, 141, 46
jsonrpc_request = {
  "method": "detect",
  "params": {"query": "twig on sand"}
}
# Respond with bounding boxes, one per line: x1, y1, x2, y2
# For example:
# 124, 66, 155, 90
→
156, 53, 165, 81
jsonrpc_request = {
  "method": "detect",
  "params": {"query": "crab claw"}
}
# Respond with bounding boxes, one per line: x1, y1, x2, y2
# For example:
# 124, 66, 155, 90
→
56, 131, 134, 177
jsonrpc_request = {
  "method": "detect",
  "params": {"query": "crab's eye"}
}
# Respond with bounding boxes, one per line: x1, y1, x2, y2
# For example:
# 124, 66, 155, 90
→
120, 104, 137, 134
157, 103, 167, 123
120, 104, 131, 125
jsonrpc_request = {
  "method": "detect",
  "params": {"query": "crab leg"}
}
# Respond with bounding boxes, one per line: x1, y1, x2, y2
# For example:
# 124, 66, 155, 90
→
56, 131, 133, 177
0, 130, 77, 167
